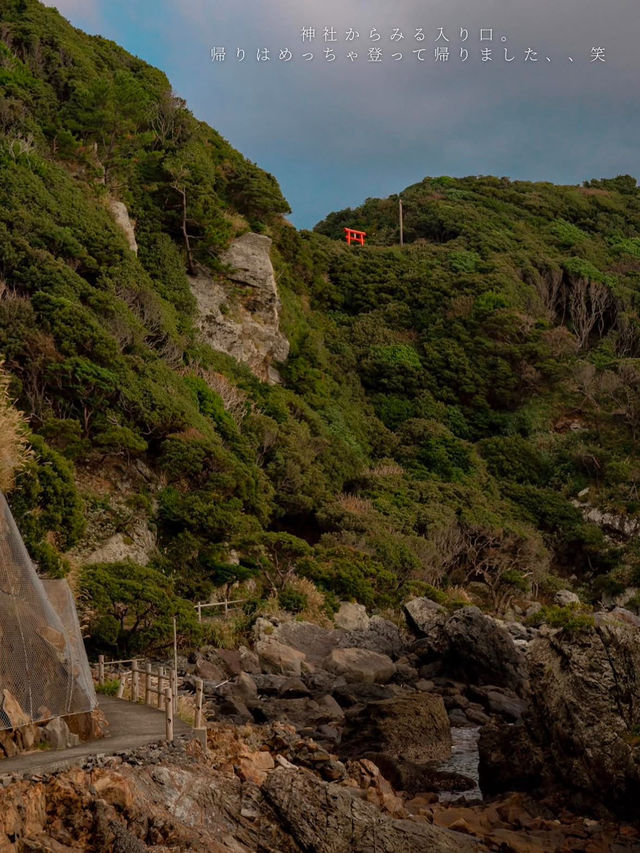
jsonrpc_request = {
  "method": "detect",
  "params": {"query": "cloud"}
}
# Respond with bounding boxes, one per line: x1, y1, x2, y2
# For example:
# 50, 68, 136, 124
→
42, 0, 102, 29
42, 0, 640, 226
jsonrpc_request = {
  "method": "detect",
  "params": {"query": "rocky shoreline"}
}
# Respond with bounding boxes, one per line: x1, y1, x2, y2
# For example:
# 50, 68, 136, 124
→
1, 596, 640, 851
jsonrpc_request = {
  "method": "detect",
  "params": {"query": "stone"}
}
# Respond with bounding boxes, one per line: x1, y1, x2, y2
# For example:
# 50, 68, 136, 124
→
274, 621, 339, 666
93, 769, 134, 810
278, 677, 311, 699
195, 657, 226, 683
339, 617, 405, 659
238, 645, 261, 675
448, 708, 474, 727
41, 717, 78, 750
404, 597, 448, 635
334, 602, 370, 632
554, 589, 580, 606
263, 765, 483, 852
324, 647, 396, 684
255, 638, 306, 677
237, 749, 275, 785
479, 620, 640, 818
444, 607, 527, 691
213, 648, 244, 676
1, 690, 30, 729
234, 672, 258, 703
341, 692, 451, 765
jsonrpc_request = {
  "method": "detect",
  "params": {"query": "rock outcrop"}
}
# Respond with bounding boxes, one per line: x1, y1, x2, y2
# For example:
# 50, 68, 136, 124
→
107, 198, 138, 254
191, 232, 289, 384
263, 765, 482, 853
479, 620, 640, 817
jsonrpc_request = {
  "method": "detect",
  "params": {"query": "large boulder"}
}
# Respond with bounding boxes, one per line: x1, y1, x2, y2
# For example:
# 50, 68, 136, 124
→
334, 602, 370, 632
443, 607, 527, 691
338, 616, 405, 659
273, 621, 338, 666
341, 692, 451, 765
324, 648, 396, 684
263, 765, 483, 853
255, 638, 306, 677
404, 597, 448, 636
478, 620, 640, 818
525, 622, 640, 816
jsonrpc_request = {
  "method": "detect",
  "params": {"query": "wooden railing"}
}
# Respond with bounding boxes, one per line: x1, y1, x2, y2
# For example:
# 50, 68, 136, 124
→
194, 598, 247, 621
93, 656, 205, 745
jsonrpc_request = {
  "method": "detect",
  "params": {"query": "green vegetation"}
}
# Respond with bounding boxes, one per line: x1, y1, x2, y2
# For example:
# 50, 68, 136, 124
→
527, 603, 596, 633
96, 678, 121, 697
1, 1, 640, 653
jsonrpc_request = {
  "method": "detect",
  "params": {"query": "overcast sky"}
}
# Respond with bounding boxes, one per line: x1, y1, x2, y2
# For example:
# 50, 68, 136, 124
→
45, 0, 639, 228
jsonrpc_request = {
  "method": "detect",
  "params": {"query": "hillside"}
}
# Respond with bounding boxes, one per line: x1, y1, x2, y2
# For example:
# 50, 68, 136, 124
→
1, 0, 640, 657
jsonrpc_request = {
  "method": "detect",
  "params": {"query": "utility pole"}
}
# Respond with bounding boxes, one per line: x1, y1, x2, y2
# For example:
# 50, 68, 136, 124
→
399, 196, 404, 247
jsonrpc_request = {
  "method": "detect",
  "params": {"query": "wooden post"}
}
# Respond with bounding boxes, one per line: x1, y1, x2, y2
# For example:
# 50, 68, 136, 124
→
197, 603, 202, 623
98, 655, 105, 686
173, 616, 179, 714
116, 677, 125, 699
195, 678, 204, 730
170, 670, 177, 715
145, 662, 152, 705
399, 197, 404, 247
224, 597, 228, 617
157, 666, 165, 708
131, 660, 139, 702
165, 687, 174, 742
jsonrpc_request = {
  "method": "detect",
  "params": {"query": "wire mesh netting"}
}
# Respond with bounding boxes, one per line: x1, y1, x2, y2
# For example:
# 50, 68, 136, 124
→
0, 493, 97, 730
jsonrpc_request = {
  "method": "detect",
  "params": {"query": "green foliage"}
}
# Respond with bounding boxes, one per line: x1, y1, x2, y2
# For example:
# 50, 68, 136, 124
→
79, 560, 201, 656
278, 584, 308, 614
96, 678, 121, 696
0, 2, 639, 640
527, 603, 595, 632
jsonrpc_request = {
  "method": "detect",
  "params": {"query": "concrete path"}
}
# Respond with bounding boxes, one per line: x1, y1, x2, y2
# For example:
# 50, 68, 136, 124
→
0, 695, 191, 778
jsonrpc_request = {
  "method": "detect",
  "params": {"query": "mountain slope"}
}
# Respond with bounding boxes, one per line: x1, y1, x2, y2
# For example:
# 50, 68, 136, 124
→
1, 0, 640, 655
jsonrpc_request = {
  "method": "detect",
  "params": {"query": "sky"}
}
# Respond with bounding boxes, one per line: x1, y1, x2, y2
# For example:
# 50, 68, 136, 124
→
44, 0, 640, 229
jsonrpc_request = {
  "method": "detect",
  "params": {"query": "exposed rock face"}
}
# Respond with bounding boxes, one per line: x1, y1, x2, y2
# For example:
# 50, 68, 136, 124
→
263, 765, 482, 853
479, 621, 640, 817
191, 232, 289, 384
107, 198, 138, 254
76, 520, 157, 567
526, 622, 640, 816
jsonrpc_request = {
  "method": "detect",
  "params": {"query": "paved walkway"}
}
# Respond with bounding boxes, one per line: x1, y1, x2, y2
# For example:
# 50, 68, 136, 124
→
0, 695, 191, 778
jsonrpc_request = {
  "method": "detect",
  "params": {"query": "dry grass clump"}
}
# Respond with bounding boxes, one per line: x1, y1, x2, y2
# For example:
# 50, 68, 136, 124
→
0, 363, 31, 492
338, 493, 374, 516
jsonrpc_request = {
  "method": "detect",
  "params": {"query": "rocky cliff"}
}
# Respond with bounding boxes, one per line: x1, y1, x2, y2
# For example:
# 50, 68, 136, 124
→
190, 232, 290, 384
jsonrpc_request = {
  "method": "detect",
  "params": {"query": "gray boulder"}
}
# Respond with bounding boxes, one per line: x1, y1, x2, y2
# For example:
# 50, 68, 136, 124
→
334, 602, 370, 631
554, 589, 580, 606
444, 607, 527, 691
324, 647, 396, 684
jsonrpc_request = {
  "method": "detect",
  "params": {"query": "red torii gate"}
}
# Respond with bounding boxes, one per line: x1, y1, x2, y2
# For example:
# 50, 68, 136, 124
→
344, 227, 366, 246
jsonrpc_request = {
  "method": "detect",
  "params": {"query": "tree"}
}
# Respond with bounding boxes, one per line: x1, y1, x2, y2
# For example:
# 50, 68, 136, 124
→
79, 560, 201, 656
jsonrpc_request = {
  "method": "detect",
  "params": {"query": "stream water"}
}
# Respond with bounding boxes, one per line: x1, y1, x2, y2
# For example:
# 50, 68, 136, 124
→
436, 726, 483, 804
